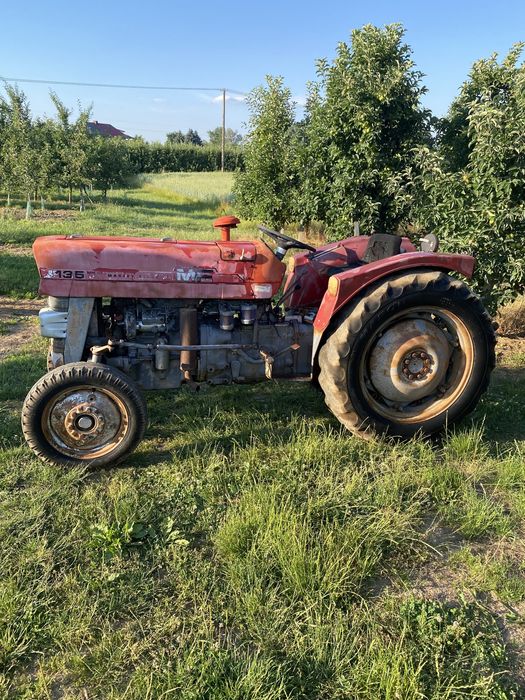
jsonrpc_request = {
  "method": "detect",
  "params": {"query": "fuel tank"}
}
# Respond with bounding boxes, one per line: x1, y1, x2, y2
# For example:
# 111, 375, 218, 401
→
33, 235, 286, 300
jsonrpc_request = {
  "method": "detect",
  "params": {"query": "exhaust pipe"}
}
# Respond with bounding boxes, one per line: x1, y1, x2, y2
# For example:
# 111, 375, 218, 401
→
179, 308, 198, 381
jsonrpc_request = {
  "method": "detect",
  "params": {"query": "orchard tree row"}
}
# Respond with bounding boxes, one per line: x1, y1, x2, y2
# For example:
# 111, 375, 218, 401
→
0, 87, 243, 212
234, 24, 525, 309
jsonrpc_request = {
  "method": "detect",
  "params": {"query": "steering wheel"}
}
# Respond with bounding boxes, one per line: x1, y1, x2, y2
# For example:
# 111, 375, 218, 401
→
258, 225, 316, 259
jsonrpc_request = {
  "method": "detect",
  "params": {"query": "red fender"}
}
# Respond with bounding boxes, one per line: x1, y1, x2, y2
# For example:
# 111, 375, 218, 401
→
311, 251, 475, 359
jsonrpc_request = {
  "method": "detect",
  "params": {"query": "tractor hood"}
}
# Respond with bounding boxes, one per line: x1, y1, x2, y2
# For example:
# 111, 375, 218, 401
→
33, 235, 286, 300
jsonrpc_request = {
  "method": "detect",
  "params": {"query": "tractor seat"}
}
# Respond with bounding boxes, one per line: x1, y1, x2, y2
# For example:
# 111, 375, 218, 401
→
362, 233, 401, 263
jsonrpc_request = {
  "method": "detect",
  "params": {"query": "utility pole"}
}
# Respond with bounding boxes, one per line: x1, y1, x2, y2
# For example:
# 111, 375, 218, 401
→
221, 88, 226, 172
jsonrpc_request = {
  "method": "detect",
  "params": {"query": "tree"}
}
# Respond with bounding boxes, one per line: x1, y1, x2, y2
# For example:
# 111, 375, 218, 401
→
1, 85, 38, 215
233, 76, 297, 229
32, 117, 55, 205
184, 129, 202, 146
49, 92, 91, 203
0, 95, 9, 202
297, 24, 431, 239
410, 44, 525, 309
166, 130, 185, 145
88, 135, 132, 199
207, 127, 243, 147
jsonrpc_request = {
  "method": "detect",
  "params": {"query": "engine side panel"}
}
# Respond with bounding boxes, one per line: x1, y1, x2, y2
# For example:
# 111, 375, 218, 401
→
34, 236, 286, 300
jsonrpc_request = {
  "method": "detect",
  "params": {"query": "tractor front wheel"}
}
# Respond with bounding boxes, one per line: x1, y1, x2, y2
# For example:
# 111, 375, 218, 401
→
22, 363, 148, 468
318, 271, 495, 439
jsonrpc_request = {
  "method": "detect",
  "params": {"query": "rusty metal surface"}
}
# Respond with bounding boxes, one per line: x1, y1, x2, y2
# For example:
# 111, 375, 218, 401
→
360, 307, 475, 424
42, 385, 129, 459
33, 236, 285, 300
283, 236, 417, 310
368, 318, 450, 402
213, 215, 240, 242
179, 307, 198, 380
313, 252, 476, 335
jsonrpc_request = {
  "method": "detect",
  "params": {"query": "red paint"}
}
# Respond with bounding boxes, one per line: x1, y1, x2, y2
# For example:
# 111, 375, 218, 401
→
213, 215, 240, 241
33, 230, 475, 333
34, 235, 285, 300
313, 252, 476, 333
282, 236, 417, 309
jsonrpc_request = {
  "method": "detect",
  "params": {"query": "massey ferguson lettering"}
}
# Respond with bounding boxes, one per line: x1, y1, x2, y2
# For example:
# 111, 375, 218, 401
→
175, 267, 213, 282
40, 268, 215, 283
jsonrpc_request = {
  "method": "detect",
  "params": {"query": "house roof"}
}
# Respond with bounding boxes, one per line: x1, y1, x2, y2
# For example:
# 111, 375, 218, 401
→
87, 121, 131, 138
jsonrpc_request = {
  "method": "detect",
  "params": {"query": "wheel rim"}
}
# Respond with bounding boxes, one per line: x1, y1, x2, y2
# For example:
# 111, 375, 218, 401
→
358, 306, 475, 424
42, 385, 130, 459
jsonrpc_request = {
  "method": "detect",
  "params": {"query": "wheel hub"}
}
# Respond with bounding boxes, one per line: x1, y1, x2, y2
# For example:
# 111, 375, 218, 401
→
402, 350, 434, 381
63, 401, 106, 443
76, 415, 95, 431
44, 387, 129, 457
368, 318, 451, 403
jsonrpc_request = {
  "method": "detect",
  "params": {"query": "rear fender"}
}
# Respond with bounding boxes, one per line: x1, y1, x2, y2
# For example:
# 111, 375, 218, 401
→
311, 252, 475, 362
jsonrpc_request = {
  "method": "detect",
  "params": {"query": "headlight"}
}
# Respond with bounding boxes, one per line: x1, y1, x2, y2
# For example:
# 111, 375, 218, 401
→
419, 233, 439, 252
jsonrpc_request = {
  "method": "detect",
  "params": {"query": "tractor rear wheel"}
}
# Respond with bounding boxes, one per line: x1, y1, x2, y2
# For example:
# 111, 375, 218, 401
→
318, 271, 495, 439
22, 363, 148, 468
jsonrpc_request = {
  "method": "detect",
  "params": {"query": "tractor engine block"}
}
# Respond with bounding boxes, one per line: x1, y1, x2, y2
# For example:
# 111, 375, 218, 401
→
98, 299, 314, 390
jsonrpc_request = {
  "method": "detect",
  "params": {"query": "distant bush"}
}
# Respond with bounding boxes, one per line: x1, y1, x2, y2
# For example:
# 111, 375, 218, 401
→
127, 141, 243, 174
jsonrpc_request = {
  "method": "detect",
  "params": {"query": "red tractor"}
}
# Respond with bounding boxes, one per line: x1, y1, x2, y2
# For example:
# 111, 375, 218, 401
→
22, 216, 495, 467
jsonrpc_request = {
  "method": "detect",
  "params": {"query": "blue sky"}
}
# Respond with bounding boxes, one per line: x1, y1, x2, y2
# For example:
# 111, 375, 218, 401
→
1, 0, 524, 141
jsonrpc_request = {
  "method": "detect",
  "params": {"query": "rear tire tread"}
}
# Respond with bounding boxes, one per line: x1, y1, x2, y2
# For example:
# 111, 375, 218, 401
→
318, 270, 496, 438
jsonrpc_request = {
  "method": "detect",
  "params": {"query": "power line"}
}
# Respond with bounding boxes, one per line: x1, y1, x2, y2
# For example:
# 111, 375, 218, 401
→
0, 76, 245, 161
0, 76, 246, 95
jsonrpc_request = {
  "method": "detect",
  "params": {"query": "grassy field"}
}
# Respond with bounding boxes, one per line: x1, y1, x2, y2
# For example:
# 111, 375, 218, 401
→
1, 174, 525, 698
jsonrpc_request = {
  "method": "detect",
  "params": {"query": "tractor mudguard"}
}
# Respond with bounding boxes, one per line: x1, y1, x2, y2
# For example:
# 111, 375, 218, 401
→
311, 251, 475, 360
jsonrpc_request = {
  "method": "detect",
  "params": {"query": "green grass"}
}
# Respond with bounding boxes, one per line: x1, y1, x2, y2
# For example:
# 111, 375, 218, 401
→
137, 171, 235, 204
1, 174, 525, 698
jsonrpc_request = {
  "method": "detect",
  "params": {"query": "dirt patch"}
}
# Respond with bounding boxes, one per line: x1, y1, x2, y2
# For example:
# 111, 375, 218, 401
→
0, 297, 43, 317
497, 336, 525, 367
0, 207, 78, 221
366, 512, 525, 688
0, 244, 33, 256
384, 524, 525, 688
0, 296, 44, 360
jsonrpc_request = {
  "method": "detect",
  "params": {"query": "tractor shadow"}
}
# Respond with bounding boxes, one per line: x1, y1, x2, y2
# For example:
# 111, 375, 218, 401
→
472, 367, 525, 446
131, 366, 525, 470
111, 194, 223, 219
132, 380, 332, 469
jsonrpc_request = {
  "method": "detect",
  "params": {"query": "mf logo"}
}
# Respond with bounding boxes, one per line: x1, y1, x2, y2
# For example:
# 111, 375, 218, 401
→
175, 268, 213, 283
